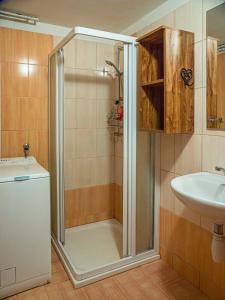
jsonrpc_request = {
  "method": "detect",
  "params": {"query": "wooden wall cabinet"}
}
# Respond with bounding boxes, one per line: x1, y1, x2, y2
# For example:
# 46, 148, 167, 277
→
137, 26, 194, 134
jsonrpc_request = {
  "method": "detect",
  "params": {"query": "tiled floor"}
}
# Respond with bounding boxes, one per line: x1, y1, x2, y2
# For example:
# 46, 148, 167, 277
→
8, 247, 209, 300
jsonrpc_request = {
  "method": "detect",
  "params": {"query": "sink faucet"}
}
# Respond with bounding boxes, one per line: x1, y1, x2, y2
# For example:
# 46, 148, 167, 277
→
215, 166, 225, 174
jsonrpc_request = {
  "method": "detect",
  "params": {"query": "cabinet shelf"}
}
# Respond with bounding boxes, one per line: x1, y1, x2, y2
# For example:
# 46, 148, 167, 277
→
138, 26, 194, 134
141, 79, 164, 87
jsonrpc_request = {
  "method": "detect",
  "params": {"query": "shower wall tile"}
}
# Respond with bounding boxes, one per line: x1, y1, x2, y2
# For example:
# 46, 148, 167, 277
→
75, 129, 96, 158
75, 39, 97, 70
64, 129, 77, 159
96, 156, 115, 185
64, 100, 77, 129
64, 68, 76, 98
76, 99, 96, 128
96, 99, 113, 128
97, 43, 115, 71
96, 73, 115, 100
96, 129, 114, 157
115, 138, 123, 158
73, 157, 96, 188
74, 69, 96, 99
64, 40, 76, 68
115, 156, 123, 186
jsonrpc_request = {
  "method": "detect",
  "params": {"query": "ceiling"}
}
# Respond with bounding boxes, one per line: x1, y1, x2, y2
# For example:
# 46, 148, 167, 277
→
207, 1, 225, 45
0, 0, 166, 32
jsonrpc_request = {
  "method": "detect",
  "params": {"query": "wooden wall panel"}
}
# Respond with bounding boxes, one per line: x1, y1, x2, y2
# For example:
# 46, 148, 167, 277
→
0, 28, 53, 168
165, 28, 194, 134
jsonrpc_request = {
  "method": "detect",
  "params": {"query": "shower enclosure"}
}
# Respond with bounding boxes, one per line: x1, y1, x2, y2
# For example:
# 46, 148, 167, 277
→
49, 26, 159, 287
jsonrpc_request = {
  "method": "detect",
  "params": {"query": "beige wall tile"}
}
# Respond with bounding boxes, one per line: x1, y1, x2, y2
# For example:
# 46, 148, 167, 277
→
75, 39, 96, 70
75, 69, 96, 99
64, 100, 77, 129
174, 196, 201, 226
64, 40, 75, 68
96, 74, 115, 100
96, 99, 113, 128
64, 159, 73, 189
160, 171, 175, 213
200, 216, 214, 232
96, 129, 114, 157
115, 156, 123, 185
97, 43, 115, 71
75, 129, 96, 158
76, 99, 96, 128
194, 88, 203, 134
174, 0, 203, 42
136, 12, 175, 37
160, 134, 175, 172
194, 41, 203, 89
69, 158, 96, 189
202, 135, 225, 173
174, 134, 202, 175
96, 156, 115, 185
64, 129, 76, 159
115, 137, 123, 158
64, 68, 76, 98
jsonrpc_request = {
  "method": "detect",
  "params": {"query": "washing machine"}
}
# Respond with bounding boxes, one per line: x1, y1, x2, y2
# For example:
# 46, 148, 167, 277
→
0, 157, 51, 299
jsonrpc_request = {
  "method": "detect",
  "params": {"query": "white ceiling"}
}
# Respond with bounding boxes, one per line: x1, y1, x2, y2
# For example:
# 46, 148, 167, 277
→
0, 0, 166, 32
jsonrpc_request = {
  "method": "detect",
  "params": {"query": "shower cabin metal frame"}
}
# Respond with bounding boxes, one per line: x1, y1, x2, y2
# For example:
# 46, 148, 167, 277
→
49, 26, 160, 287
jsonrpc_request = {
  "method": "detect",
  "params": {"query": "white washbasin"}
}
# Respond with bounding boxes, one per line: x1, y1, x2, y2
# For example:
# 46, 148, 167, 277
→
171, 172, 225, 221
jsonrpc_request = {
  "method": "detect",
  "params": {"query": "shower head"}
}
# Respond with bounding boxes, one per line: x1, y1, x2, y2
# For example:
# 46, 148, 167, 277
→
105, 60, 122, 76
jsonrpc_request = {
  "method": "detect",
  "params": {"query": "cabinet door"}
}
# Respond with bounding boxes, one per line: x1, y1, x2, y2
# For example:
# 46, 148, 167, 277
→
164, 28, 194, 134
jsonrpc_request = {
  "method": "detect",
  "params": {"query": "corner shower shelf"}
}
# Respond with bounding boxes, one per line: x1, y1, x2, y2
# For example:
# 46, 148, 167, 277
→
108, 119, 123, 129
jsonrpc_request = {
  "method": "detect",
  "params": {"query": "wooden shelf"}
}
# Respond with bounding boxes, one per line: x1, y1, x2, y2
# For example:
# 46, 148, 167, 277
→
141, 79, 164, 87
138, 26, 194, 134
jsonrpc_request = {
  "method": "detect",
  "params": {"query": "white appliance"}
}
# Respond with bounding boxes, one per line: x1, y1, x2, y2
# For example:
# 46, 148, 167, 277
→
0, 157, 51, 299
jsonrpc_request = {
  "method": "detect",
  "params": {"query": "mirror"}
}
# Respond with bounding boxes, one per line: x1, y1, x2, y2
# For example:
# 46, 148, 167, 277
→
207, 2, 225, 129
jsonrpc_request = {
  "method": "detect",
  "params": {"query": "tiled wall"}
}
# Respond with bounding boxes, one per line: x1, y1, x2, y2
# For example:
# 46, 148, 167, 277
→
135, 0, 225, 299
0, 28, 53, 168
53, 36, 123, 226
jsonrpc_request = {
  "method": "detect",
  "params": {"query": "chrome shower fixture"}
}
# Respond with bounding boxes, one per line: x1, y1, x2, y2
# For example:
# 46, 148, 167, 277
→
105, 60, 123, 76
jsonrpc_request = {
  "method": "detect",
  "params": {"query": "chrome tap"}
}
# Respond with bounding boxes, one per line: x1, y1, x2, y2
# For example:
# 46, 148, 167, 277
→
215, 166, 225, 175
